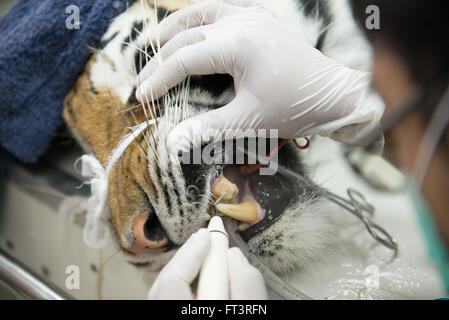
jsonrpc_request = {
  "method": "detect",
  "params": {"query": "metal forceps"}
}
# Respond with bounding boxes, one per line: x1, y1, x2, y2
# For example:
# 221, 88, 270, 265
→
326, 189, 398, 256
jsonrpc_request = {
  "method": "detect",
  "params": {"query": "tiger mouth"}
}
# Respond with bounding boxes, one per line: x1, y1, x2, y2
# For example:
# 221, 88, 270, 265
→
211, 165, 266, 226
209, 152, 298, 242
137, 141, 299, 252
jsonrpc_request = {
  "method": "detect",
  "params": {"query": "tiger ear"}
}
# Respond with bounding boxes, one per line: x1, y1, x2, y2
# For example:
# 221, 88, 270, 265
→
63, 56, 127, 164
63, 67, 103, 151
63, 58, 99, 138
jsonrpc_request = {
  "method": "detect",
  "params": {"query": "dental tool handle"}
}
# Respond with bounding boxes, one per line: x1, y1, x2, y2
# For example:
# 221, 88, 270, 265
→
197, 216, 229, 300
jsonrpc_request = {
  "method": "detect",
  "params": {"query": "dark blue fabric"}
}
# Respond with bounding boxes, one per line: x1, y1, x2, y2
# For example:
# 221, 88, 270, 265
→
0, 146, 15, 177
0, 0, 133, 169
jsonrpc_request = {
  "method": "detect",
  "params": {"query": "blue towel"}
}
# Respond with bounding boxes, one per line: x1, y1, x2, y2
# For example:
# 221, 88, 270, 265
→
0, 0, 134, 170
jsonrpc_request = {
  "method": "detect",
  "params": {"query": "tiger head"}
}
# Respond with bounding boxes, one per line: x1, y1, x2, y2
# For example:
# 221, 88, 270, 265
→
63, 0, 337, 274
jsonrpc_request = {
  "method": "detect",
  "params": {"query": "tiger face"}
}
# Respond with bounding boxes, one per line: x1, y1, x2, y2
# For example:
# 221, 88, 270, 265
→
63, 0, 366, 274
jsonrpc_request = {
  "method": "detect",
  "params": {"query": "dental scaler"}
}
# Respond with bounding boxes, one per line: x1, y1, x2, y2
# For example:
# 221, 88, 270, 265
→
197, 216, 229, 300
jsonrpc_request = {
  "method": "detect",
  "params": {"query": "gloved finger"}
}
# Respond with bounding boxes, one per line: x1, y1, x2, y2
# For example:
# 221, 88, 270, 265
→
136, 25, 210, 87
227, 247, 268, 300
161, 228, 211, 282
155, 0, 240, 46
148, 228, 211, 300
148, 274, 195, 300
165, 106, 231, 156
165, 93, 260, 156
136, 38, 228, 102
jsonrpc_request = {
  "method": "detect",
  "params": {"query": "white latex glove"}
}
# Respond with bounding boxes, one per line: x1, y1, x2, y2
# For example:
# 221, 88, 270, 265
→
136, 0, 384, 155
227, 247, 268, 300
147, 228, 268, 300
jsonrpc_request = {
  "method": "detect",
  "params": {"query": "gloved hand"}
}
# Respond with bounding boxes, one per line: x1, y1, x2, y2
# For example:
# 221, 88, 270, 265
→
136, 0, 384, 155
147, 228, 267, 300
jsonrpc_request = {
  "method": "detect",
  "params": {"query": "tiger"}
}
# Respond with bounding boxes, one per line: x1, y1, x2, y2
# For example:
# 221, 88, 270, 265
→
63, 0, 376, 274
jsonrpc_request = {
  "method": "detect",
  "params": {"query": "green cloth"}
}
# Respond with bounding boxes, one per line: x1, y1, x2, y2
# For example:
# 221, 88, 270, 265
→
408, 179, 449, 295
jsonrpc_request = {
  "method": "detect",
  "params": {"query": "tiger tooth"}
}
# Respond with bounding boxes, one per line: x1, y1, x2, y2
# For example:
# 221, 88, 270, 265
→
216, 200, 258, 224
212, 175, 239, 200
238, 223, 249, 231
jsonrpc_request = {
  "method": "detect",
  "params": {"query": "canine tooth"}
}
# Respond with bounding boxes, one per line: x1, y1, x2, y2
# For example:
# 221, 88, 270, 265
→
212, 175, 239, 200
216, 200, 258, 224
238, 223, 249, 231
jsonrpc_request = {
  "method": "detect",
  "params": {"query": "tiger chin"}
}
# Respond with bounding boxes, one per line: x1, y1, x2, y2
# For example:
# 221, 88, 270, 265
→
63, 0, 372, 274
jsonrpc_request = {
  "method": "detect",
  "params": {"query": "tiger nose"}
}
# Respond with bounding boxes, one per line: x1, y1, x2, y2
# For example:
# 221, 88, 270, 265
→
129, 212, 168, 253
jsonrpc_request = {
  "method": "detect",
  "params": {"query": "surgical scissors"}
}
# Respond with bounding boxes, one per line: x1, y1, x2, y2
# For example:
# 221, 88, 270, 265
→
326, 189, 398, 256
